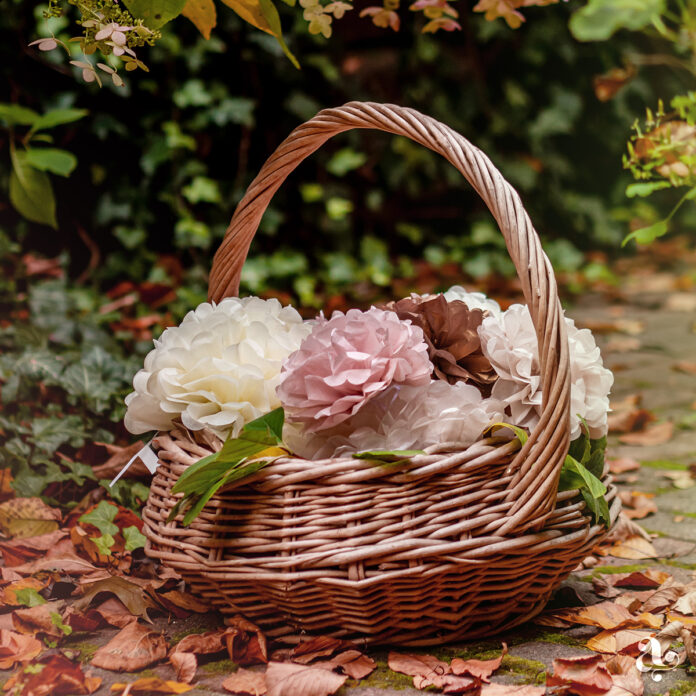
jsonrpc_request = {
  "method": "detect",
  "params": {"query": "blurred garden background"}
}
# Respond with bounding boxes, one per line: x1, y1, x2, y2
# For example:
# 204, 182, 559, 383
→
2, 0, 696, 503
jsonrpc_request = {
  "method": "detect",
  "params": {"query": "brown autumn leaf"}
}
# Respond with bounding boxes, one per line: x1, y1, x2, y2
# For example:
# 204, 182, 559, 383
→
91, 621, 167, 672
2, 576, 48, 606
546, 654, 613, 695
13, 600, 66, 638
221, 668, 267, 695
110, 677, 193, 694
451, 643, 508, 681
614, 569, 671, 589
585, 629, 654, 655
319, 649, 376, 680
11, 549, 99, 576
386, 651, 478, 691
607, 458, 641, 475
681, 625, 696, 667
92, 441, 151, 480
0, 497, 61, 539
653, 537, 696, 559
480, 686, 546, 696
93, 597, 140, 628
593, 64, 635, 102
73, 576, 157, 622
619, 422, 674, 446
673, 360, 696, 375
172, 628, 226, 655
603, 654, 644, 696
592, 576, 623, 599
170, 651, 197, 684
225, 615, 268, 666
0, 628, 43, 669
608, 408, 656, 435
605, 534, 657, 560
673, 589, 696, 615
3, 654, 101, 695
619, 491, 658, 520
157, 590, 210, 614
0, 529, 68, 566
642, 580, 686, 613
264, 661, 347, 696
291, 635, 350, 664
552, 600, 662, 630
578, 318, 644, 336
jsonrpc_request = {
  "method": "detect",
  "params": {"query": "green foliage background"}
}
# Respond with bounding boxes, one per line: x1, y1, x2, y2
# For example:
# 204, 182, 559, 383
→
0, 0, 682, 500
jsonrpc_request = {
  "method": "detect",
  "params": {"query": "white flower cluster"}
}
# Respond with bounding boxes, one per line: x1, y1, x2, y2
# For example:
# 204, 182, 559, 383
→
124, 297, 311, 440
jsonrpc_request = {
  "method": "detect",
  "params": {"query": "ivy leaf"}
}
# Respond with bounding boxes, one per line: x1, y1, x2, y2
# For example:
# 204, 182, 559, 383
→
50, 612, 73, 636
29, 108, 88, 132
122, 0, 187, 28
123, 526, 147, 552
90, 533, 115, 556
182, 0, 217, 38
79, 501, 119, 536
9, 150, 57, 228
15, 588, 47, 608
569, 0, 666, 42
24, 149, 77, 177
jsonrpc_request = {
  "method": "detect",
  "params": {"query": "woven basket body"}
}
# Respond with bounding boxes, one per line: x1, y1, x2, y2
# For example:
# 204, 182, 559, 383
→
142, 102, 620, 645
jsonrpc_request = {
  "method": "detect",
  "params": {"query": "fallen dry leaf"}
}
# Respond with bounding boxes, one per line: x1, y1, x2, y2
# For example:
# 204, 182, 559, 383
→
451, 643, 507, 681
91, 621, 167, 672
291, 635, 350, 664
546, 654, 613, 695
578, 319, 644, 336
264, 661, 347, 696
642, 580, 686, 613
2, 576, 48, 606
605, 534, 657, 560
0, 628, 43, 669
319, 649, 376, 679
11, 549, 99, 576
663, 470, 695, 489
619, 491, 658, 520
0, 497, 61, 538
13, 600, 67, 638
552, 601, 662, 630
74, 576, 156, 622
170, 651, 197, 684
585, 628, 654, 655
172, 629, 226, 655
614, 569, 671, 588
0, 529, 68, 566
157, 590, 210, 614
608, 408, 656, 435
480, 686, 545, 696
225, 615, 268, 666
110, 677, 192, 694
673, 360, 696, 375
674, 589, 696, 615
607, 458, 641, 475
619, 422, 673, 446
222, 668, 267, 695
387, 651, 478, 691
3, 654, 101, 695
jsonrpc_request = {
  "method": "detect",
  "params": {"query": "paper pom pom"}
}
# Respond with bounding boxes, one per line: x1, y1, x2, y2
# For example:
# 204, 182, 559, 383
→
444, 286, 503, 319
124, 297, 311, 439
278, 307, 433, 432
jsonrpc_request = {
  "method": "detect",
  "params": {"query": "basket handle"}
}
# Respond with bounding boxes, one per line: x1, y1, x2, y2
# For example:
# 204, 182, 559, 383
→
208, 102, 570, 534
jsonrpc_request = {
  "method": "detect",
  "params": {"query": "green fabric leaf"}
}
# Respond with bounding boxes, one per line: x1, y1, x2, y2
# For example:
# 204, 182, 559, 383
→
122, 0, 187, 27
569, 0, 665, 42
79, 500, 119, 536
123, 525, 147, 551
9, 150, 57, 228
24, 148, 77, 177
30, 108, 88, 132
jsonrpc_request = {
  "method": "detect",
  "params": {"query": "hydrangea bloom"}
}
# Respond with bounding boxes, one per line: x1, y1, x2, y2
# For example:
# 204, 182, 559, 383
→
277, 307, 433, 432
284, 380, 505, 459
479, 304, 613, 439
124, 297, 311, 439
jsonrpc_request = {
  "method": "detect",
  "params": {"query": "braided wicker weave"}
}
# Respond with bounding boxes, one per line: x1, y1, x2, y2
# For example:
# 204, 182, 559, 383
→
142, 102, 620, 646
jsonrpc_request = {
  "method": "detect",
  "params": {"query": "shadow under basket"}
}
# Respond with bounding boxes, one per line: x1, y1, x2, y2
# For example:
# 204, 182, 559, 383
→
140, 101, 620, 646
143, 426, 620, 647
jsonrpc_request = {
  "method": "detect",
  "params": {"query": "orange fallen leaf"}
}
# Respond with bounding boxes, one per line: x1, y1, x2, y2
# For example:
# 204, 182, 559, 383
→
642, 580, 685, 613
608, 408, 656, 435
157, 590, 210, 614
619, 491, 658, 520
0, 497, 61, 539
0, 629, 42, 669
480, 686, 545, 696
291, 635, 350, 664
451, 643, 507, 681
91, 621, 167, 672
585, 628, 654, 655
318, 649, 376, 680
225, 615, 268, 666
546, 655, 613, 695
0, 529, 68, 566
222, 668, 267, 695
110, 677, 192, 694
619, 422, 673, 446
2, 576, 48, 606
3, 654, 101, 695
264, 661, 347, 696
170, 651, 197, 684
605, 535, 657, 560
607, 458, 641, 474
673, 360, 696, 375
13, 600, 67, 638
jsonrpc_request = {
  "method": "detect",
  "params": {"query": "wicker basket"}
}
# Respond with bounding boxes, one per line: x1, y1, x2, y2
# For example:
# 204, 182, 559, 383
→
142, 102, 620, 646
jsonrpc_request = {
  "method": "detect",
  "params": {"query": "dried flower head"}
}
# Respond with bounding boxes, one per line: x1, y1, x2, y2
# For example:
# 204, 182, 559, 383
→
382, 294, 498, 390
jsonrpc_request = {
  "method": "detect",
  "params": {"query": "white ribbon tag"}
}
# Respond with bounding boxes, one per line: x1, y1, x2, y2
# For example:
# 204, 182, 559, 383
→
109, 438, 157, 487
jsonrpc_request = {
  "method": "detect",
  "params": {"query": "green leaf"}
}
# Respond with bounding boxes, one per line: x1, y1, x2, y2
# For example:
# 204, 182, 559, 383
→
15, 588, 47, 607
79, 500, 119, 536
568, 432, 590, 464
9, 151, 57, 228
559, 455, 609, 525
90, 533, 115, 556
353, 449, 425, 462
122, 0, 187, 28
24, 148, 77, 177
626, 181, 672, 198
486, 422, 528, 446
123, 525, 147, 551
327, 148, 367, 177
622, 219, 669, 247
30, 108, 88, 132
182, 176, 221, 204
50, 612, 73, 636
0, 103, 39, 127
569, 0, 666, 41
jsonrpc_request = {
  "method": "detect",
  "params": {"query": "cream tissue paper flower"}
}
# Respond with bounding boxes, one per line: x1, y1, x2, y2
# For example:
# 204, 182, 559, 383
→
443, 285, 503, 319
478, 303, 613, 440
124, 297, 311, 439
283, 380, 506, 460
